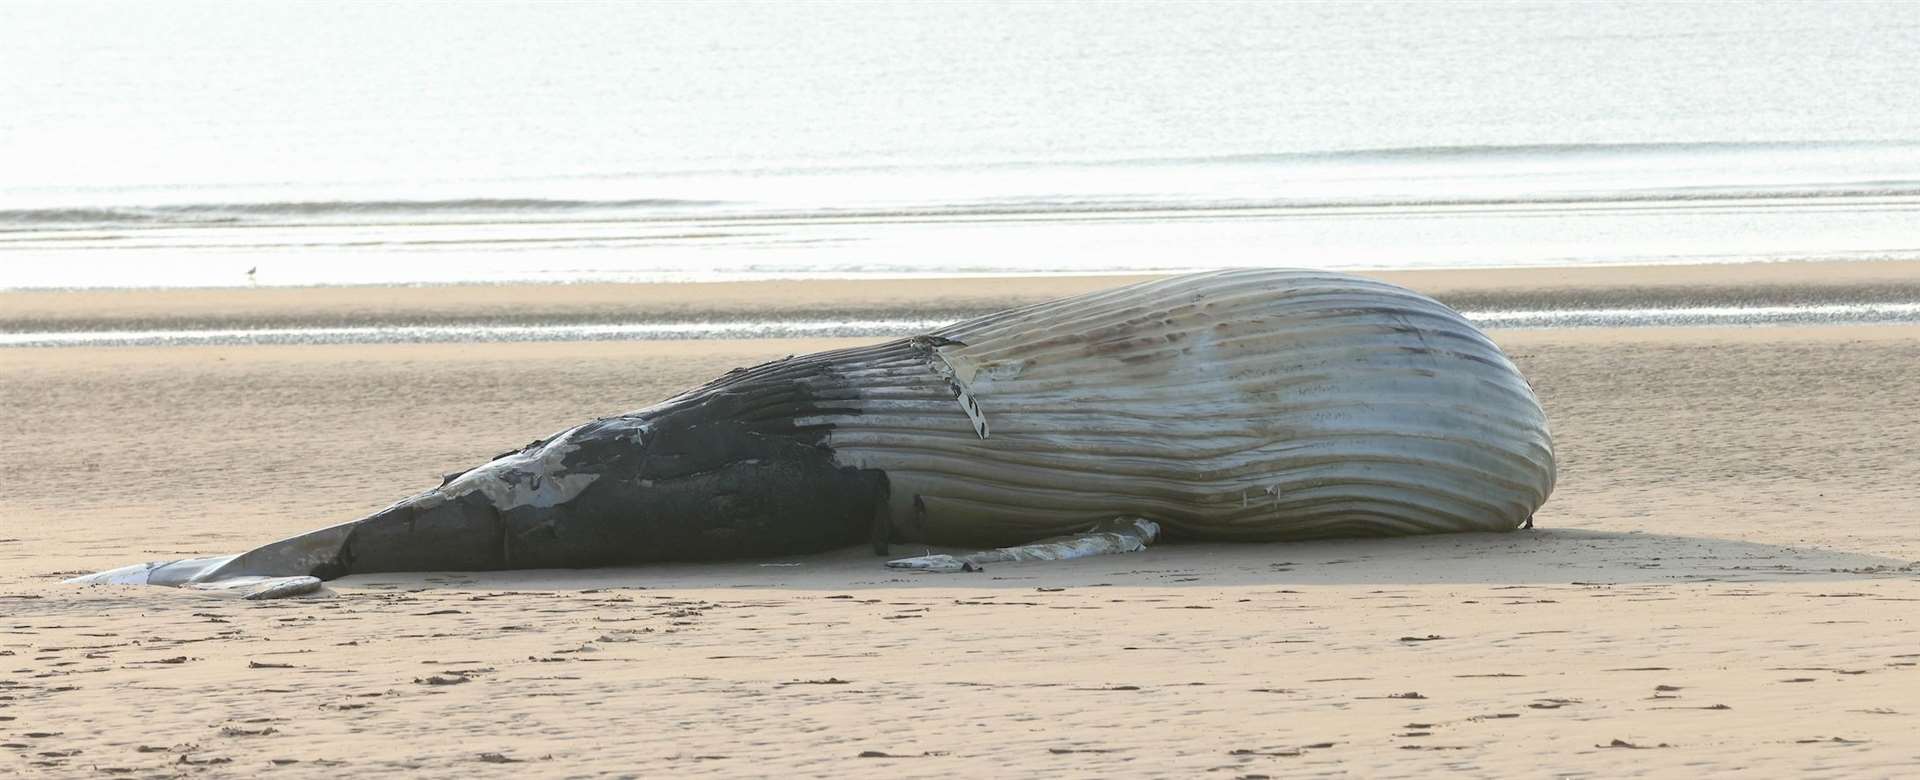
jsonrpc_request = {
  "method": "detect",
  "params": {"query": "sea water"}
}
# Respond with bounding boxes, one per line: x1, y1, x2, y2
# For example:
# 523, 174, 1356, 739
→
11, 301, 1920, 348
4, 1, 1919, 289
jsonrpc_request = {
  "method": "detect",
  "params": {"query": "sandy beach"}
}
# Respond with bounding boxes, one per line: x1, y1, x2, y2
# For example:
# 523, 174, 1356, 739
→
5, 263, 1920, 777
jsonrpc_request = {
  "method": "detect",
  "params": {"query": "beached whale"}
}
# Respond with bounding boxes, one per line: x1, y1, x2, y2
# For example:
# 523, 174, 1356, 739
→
70, 268, 1555, 597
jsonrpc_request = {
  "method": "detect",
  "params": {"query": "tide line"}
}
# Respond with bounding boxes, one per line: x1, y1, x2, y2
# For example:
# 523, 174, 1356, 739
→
5, 303, 1920, 348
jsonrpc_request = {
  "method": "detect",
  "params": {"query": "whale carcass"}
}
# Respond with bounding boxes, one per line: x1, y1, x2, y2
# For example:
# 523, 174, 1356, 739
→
71, 269, 1556, 596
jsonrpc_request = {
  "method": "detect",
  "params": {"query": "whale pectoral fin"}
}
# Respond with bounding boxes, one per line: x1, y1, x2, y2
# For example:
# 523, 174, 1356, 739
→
885, 517, 1160, 572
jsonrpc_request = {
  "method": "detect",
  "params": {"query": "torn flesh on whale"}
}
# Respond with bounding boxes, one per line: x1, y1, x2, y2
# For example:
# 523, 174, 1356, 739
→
68, 268, 1557, 598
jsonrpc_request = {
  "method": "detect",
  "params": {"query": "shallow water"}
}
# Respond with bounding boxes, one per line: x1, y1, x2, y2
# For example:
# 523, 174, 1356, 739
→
5, 2, 1920, 288
8, 302, 1920, 348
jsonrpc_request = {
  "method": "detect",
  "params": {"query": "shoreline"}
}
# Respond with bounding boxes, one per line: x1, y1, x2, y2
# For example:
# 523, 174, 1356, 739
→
9, 259, 1920, 333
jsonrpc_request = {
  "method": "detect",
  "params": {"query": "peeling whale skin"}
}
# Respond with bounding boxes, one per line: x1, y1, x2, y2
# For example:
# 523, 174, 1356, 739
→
70, 268, 1555, 591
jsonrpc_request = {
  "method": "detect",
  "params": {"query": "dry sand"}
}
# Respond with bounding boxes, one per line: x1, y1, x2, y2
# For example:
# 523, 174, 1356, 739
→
4, 265, 1920, 777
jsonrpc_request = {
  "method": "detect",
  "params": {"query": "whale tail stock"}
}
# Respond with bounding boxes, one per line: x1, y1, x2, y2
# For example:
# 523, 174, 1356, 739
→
64, 558, 329, 600
62, 497, 441, 600
66, 372, 894, 599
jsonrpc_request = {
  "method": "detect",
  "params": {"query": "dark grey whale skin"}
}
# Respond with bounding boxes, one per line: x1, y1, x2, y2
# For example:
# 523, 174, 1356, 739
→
309, 341, 904, 579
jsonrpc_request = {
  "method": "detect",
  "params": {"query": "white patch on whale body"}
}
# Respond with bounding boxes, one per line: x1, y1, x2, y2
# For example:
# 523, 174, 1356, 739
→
930, 345, 991, 440
437, 427, 601, 511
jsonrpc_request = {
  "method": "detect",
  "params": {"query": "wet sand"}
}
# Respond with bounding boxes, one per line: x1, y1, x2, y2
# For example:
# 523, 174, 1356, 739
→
10, 259, 1920, 332
4, 265, 1920, 777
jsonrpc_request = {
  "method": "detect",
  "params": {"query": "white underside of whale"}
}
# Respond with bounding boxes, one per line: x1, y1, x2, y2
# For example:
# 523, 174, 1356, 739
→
811, 269, 1555, 546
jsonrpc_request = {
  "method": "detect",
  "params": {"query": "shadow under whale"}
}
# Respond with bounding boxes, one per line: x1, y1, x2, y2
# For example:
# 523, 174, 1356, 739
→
323, 529, 1918, 593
